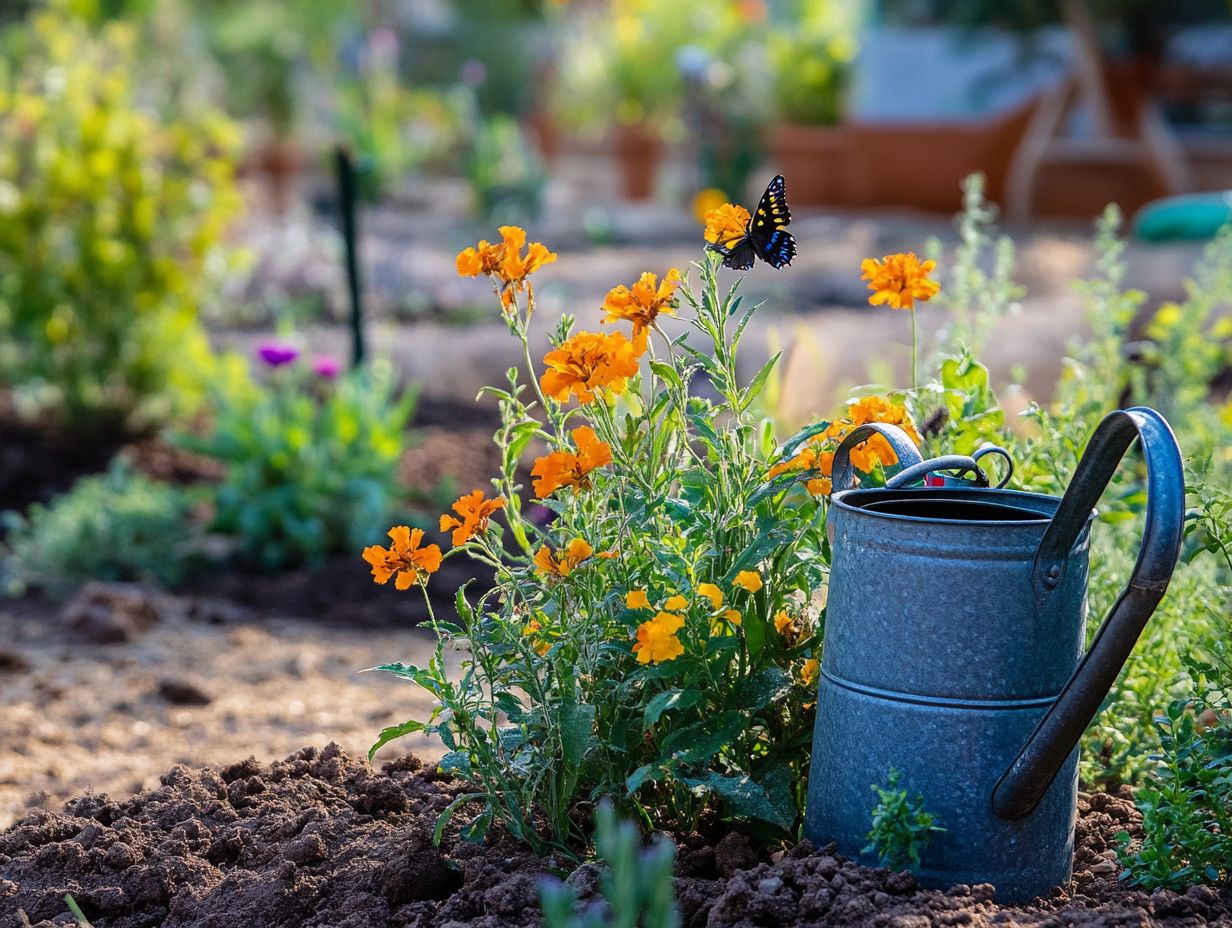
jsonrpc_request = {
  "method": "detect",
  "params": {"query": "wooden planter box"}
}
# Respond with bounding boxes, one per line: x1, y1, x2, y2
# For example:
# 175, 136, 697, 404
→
770, 123, 852, 206
841, 101, 1036, 212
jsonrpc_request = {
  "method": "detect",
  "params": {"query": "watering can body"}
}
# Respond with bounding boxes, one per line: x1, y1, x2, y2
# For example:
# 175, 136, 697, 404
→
803, 408, 1185, 903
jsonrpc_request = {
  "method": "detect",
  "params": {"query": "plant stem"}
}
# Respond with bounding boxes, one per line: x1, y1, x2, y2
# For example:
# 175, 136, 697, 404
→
910, 307, 919, 394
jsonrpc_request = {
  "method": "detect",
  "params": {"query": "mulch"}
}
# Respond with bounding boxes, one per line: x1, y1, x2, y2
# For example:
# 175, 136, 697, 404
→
2, 745, 1227, 928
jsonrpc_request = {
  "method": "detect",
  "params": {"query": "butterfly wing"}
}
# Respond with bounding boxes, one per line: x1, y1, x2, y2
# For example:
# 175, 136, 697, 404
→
748, 174, 796, 268
719, 237, 756, 271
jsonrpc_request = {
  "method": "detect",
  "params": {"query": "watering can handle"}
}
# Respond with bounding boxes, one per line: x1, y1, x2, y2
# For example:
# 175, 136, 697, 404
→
830, 423, 925, 494
992, 407, 1185, 821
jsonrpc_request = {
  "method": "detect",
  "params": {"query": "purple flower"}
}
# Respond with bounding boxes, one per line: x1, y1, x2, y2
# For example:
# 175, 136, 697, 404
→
460, 58, 486, 87
312, 355, 342, 379
256, 340, 299, 368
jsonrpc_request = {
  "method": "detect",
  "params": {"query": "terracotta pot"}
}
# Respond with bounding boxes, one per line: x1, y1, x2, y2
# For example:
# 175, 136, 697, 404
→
770, 123, 851, 206
525, 111, 561, 165
252, 137, 305, 214
612, 122, 664, 201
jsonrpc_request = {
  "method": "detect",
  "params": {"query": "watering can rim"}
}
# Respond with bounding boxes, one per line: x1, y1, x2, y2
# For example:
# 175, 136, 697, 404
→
831, 485, 1098, 529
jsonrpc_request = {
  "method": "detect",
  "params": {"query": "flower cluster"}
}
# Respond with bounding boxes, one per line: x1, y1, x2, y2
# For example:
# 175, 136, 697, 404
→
456, 225, 557, 313
360, 217, 933, 852
767, 395, 921, 496
540, 331, 642, 405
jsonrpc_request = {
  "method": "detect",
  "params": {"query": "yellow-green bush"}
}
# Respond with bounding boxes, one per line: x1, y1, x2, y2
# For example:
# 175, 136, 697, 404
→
0, 5, 242, 434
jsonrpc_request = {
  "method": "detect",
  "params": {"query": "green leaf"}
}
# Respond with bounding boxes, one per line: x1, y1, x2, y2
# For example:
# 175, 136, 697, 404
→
662, 710, 745, 765
460, 806, 492, 844
626, 763, 660, 795
559, 700, 596, 770
721, 518, 791, 584
649, 361, 684, 392
368, 719, 427, 761
734, 668, 791, 711
437, 751, 472, 777
780, 421, 831, 459
678, 770, 794, 831
433, 793, 485, 845
739, 352, 781, 412
642, 689, 702, 732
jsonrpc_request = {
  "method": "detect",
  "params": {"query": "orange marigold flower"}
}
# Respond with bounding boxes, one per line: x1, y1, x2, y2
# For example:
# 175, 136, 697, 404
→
531, 425, 613, 498
768, 446, 836, 497
439, 489, 505, 546
456, 226, 557, 313
733, 570, 762, 593
801, 658, 820, 687
540, 331, 642, 405
626, 590, 651, 610
533, 537, 594, 578
828, 396, 921, 473
702, 202, 751, 251
632, 611, 686, 664
362, 526, 443, 590
601, 268, 683, 342
860, 252, 940, 310
774, 610, 794, 635
664, 594, 689, 611
722, 608, 742, 626
696, 583, 723, 611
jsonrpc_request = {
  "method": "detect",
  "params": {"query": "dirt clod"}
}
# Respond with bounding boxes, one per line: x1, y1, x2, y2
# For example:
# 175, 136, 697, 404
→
62, 583, 161, 644
155, 678, 213, 707
0, 747, 1228, 928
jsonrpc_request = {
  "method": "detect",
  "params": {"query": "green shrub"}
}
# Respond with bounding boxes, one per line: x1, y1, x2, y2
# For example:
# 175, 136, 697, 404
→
180, 353, 416, 571
540, 802, 679, 928
3, 461, 193, 594
863, 768, 944, 872
1117, 638, 1232, 890
0, 3, 241, 435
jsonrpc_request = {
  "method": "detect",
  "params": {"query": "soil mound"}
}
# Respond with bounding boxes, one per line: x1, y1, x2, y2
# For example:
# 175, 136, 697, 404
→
1, 746, 1227, 928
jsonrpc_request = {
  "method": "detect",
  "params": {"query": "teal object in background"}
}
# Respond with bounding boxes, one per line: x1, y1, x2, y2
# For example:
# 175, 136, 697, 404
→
1133, 192, 1232, 242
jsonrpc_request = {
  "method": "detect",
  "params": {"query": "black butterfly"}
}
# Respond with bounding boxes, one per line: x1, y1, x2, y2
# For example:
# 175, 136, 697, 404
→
708, 175, 796, 270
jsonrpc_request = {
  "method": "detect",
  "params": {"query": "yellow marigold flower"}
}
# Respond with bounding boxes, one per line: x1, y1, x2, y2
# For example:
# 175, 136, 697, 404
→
439, 489, 505, 546
722, 608, 742, 626
540, 331, 642, 405
801, 658, 820, 687
664, 594, 689, 611
693, 187, 729, 224
626, 590, 651, 610
696, 583, 723, 611
362, 526, 443, 590
534, 537, 594, 578
632, 611, 686, 664
601, 268, 682, 343
702, 202, 752, 251
733, 570, 762, 593
774, 611, 793, 635
531, 425, 613, 498
860, 252, 940, 310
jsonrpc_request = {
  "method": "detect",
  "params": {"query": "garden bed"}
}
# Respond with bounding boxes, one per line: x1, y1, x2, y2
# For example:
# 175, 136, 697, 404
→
1, 745, 1227, 928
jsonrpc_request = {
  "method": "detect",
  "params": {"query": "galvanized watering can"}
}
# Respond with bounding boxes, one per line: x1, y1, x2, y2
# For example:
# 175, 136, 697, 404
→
804, 407, 1185, 903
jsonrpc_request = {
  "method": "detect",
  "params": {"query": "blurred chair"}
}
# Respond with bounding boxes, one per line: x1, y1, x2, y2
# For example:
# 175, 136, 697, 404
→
1006, 0, 1192, 220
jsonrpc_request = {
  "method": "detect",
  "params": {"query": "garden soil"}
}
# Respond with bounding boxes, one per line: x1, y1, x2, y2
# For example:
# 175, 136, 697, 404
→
2, 744, 1228, 928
